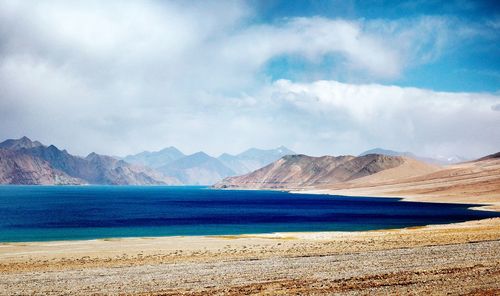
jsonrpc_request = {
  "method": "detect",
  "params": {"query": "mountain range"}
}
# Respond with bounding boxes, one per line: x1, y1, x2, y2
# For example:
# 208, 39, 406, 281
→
156, 152, 235, 185
122, 146, 295, 185
0, 137, 484, 186
123, 147, 185, 169
0, 137, 296, 185
0, 137, 179, 185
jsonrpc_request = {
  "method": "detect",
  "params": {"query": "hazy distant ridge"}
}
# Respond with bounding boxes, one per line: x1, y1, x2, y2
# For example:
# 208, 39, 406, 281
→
124, 146, 295, 185
157, 152, 235, 185
218, 146, 295, 175
123, 147, 185, 169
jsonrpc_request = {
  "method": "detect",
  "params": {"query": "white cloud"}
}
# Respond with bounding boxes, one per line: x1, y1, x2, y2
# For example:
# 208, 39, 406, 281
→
261, 79, 500, 158
220, 17, 403, 79
0, 0, 497, 158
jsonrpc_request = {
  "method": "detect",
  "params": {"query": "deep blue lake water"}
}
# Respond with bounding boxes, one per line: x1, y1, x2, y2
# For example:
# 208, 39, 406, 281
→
0, 186, 498, 242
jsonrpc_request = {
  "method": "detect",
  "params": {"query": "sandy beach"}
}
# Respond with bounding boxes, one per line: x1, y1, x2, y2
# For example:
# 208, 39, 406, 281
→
1, 217, 499, 295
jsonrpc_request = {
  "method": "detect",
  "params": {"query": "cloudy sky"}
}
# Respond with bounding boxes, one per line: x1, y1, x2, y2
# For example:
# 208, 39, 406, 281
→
1, 0, 499, 158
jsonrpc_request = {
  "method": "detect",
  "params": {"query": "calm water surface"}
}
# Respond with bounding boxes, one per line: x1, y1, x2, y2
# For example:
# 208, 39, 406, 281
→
0, 186, 498, 242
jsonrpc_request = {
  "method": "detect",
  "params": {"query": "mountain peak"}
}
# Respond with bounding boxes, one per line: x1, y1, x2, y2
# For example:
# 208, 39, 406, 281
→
237, 146, 295, 158
276, 145, 294, 154
159, 146, 181, 152
359, 148, 413, 157
123, 146, 185, 169
189, 151, 212, 159
475, 152, 500, 162
216, 146, 297, 175
158, 151, 234, 185
0, 136, 44, 150
86, 152, 99, 159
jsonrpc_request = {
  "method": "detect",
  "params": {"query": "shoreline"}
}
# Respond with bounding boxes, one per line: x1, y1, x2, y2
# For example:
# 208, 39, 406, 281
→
2, 217, 499, 294
290, 188, 500, 212
0, 214, 497, 245
1, 217, 499, 262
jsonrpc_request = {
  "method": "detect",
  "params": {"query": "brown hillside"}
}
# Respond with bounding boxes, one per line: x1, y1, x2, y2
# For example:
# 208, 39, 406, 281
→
214, 154, 425, 189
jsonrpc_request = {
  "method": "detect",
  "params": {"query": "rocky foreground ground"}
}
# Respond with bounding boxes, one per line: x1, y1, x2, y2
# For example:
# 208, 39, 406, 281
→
1, 218, 499, 295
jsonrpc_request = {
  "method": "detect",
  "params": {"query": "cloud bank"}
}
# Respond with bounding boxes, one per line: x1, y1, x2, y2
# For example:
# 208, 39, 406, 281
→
0, 0, 498, 158
261, 80, 500, 158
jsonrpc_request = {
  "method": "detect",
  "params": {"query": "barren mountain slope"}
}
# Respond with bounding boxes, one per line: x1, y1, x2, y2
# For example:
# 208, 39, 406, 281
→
349, 157, 442, 184
0, 149, 83, 185
0, 137, 180, 185
215, 154, 414, 189
312, 154, 500, 210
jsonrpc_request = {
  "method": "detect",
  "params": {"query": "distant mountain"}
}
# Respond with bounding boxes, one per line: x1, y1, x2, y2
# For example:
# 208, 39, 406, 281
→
122, 145, 296, 184
214, 154, 434, 189
0, 148, 83, 185
359, 148, 415, 158
359, 148, 469, 165
218, 146, 295, 175
0, 136, 43, 150
83, 152, 179, 185
0, 137, 179, 185
158, 152, 235, 185
217, 153, 250, 175
476, 151, 500, 162
123, 147, 185, 168
431, 155, 470, 164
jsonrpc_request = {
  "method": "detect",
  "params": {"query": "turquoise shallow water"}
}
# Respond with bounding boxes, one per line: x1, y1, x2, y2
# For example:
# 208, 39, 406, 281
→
0, 186, 498, 242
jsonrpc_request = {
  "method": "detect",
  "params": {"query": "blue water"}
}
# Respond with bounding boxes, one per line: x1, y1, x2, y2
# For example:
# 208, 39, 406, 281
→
0, 186, 498, 242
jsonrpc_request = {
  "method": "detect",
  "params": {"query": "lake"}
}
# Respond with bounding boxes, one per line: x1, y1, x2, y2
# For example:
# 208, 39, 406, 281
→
0, 186, 498, 242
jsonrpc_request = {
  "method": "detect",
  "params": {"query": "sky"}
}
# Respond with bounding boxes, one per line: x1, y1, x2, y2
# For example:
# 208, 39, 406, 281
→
0, 0, 499, 158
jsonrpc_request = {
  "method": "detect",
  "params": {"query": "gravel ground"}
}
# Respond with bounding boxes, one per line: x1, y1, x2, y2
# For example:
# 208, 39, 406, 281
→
1, 240, 499, 295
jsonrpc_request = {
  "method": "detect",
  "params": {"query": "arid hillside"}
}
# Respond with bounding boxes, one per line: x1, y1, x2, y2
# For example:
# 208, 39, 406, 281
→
215, 151, 500, 210
311, 153, 500, 210
214, 154, 438, 189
